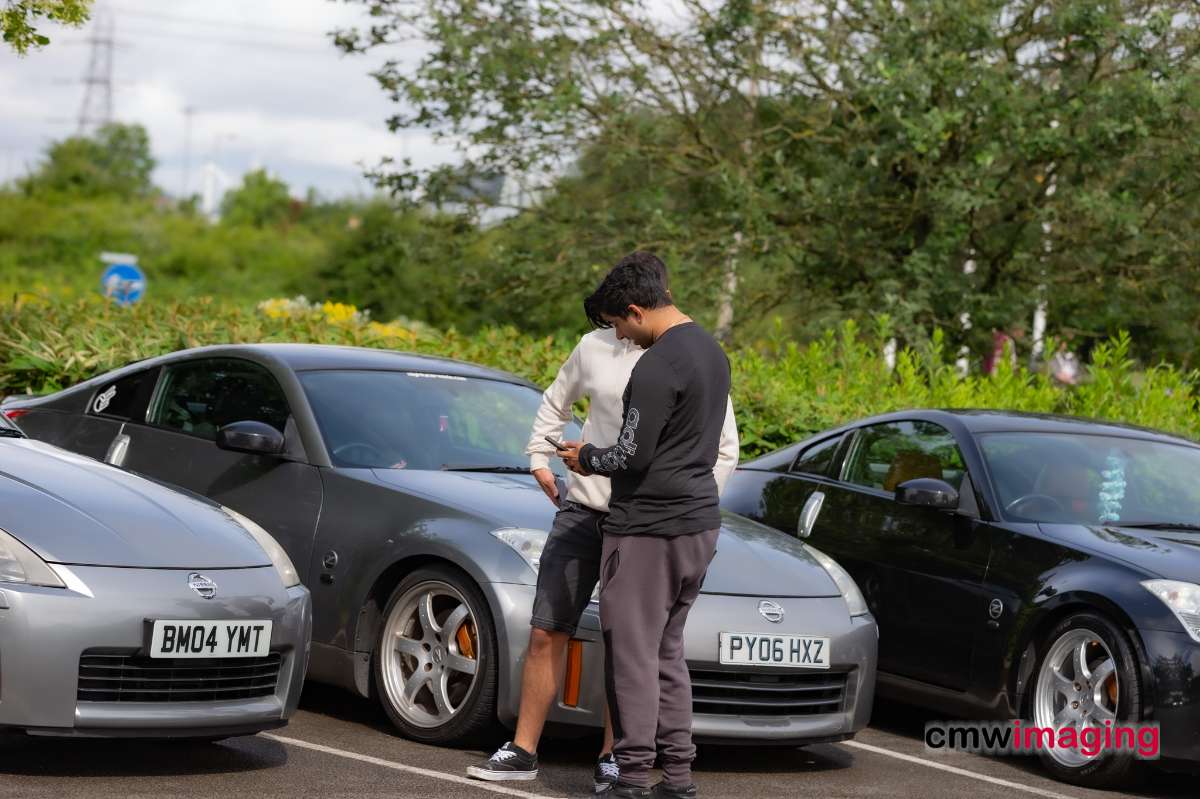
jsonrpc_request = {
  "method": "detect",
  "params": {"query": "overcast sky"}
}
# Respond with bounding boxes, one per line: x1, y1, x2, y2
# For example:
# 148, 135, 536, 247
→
0, 0, 458, 199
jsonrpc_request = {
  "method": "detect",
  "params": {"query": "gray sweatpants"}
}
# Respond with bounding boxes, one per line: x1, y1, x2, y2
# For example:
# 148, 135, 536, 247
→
599, 529, 720, 788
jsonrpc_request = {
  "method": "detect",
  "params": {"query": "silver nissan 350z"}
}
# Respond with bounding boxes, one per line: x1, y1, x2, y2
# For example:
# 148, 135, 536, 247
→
0, 412, 310, 739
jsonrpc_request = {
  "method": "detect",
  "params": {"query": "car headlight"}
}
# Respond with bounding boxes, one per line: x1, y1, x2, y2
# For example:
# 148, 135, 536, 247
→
0, 527, 65, 588
222, 506, 300, 588
806, 544, 869, 618
491, 528, 549, 574
1142, 580, 1200, 643
491, 527, 601, 601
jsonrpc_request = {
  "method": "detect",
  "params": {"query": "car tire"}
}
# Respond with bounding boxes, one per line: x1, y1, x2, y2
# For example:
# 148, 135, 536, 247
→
371, 565, 499, 745
1028, 611, 1143, 789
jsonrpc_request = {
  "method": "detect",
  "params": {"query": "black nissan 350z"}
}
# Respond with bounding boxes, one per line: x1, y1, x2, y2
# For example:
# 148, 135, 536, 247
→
720, 409, 1200, 787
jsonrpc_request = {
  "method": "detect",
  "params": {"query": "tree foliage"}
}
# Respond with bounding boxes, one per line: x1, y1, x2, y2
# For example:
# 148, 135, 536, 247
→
337, 0, 1200, 362
21, 123, 156, 199
1, 0, 90, 54
220, 168, 294, 229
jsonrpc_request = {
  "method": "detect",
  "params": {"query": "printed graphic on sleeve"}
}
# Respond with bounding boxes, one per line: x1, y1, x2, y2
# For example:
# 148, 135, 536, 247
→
602, 407, 641, 472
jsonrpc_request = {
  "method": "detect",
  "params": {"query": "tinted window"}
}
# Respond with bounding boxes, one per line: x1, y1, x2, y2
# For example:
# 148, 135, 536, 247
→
88, 367, 160, 422
843, 421, 966, 491
300, 370, 582, 472
980, 432, 1200, 524
792, 435, 841, 477
149, 359, 290, 440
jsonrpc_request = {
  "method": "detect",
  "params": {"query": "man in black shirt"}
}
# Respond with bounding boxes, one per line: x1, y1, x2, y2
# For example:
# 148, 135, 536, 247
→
559, 252, 730, 799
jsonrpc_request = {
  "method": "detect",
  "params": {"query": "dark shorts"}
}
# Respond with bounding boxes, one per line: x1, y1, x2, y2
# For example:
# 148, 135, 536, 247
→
530, 501, 604, 635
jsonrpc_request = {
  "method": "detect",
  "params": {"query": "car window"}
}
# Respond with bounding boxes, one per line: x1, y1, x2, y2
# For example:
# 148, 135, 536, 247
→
842, 421, 966, 492
149, 359, 290, 440
87, 367, 160, 422
299, 369, 583, 472
791, 434, 842, 477
980, 432, 1200, 524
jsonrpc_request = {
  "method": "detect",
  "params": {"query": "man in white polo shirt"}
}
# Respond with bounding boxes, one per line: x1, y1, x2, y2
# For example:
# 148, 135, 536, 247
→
468, 254, 738, 791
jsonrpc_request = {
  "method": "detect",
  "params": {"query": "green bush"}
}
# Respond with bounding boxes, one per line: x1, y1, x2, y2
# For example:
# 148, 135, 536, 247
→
0, 191, 328, 302
2, 296, 1197, 459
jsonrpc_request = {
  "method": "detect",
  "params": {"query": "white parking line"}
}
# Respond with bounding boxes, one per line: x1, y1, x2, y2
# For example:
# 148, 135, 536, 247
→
844, 741, 1078, 799
262, 733, 566, 799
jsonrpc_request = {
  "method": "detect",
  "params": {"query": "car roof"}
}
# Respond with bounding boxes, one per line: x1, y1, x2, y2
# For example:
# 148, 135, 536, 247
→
745, 407, 1199, 472
97, 343, 536, 387
847, 408, 1200, 447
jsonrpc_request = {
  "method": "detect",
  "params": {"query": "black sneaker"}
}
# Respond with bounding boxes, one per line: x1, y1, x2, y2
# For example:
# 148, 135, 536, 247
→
466, 742, 538, 781
594, 782, 653, 798
593, 753, 619, 792
651, 783, 697, 798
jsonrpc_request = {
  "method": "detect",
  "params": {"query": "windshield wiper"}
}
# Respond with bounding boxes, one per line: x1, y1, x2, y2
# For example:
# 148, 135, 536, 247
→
441, 464, 530, 474
1115, 522, 1200, 532
0, 429, 24, 438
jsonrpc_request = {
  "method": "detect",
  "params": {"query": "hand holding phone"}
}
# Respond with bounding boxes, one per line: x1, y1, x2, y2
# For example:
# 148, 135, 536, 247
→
544, 435, 568, 451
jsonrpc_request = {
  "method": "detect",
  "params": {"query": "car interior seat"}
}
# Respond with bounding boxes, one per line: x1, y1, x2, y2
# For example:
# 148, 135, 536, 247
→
883, 450, 944, 491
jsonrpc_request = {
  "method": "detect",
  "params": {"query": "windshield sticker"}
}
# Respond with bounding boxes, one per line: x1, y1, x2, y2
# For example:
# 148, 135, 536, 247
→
1097, 451, 1128, 523
406, 372, 467, 381
93, 385, 117, 414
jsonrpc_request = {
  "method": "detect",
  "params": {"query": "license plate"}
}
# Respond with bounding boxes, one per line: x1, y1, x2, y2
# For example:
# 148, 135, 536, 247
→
149, 620, 273, 659
718, 632, 830, 669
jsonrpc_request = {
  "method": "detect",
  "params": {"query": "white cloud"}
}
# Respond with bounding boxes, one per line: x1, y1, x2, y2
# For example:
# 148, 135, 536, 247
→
0, 0, 459, 196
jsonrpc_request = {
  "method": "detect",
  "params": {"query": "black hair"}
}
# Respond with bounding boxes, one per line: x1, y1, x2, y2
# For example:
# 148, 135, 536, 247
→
584, 251, 672, 328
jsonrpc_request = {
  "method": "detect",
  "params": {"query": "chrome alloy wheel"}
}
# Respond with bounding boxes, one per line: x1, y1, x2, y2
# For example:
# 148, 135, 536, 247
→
1033, 628, 1120, 768
380, 580, 480, 729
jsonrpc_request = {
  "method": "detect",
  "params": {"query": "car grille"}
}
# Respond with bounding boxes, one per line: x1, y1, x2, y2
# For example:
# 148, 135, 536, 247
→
690, 669, 847, 717
77, 651, 282, 703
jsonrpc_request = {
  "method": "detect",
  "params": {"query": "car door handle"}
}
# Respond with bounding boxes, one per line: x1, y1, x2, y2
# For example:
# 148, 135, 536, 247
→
798, 491, 825, 539
105, 430, 131, 468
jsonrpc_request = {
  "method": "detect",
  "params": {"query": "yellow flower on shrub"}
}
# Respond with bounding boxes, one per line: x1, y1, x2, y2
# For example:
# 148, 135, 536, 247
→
257, 298, 296, 319
321, 301, 362, 325
368, 321, 418, 342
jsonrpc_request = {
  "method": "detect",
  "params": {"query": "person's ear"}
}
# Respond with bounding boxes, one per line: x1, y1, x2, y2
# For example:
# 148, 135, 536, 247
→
627, 305, 644, 324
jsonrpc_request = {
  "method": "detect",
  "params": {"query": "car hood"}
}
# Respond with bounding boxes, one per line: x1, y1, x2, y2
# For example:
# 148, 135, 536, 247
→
703, 512, 840, 597
1039, 522, 1200, 582
370, 469, 841, 597
0, 440, 271, 568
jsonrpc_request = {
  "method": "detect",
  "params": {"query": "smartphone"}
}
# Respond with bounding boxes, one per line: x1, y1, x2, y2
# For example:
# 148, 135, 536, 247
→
544, 435, 568, 451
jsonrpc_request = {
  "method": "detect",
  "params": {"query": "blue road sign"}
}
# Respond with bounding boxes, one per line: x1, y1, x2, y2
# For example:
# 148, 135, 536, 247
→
100, 262, 146, 306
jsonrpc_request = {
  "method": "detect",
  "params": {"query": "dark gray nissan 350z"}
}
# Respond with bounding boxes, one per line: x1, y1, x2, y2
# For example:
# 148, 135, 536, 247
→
4, 343, 877, 746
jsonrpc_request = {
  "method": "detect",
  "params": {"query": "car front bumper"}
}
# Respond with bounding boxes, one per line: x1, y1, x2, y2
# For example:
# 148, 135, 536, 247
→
686, 594, 877, 744
1142, 628, 1200, 766
0, 565, 310, 737
485, 584, 877, 744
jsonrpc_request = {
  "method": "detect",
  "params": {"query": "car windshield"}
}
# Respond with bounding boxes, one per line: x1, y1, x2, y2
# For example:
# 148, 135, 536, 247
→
299, 369, 582, 472
979, 431, 1200, 526
0, 416, 20, 437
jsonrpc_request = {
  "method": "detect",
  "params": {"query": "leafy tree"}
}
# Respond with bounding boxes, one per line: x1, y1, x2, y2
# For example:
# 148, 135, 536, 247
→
220, 169, 293, 228
1, 0, 90, 54
316, 201, 492, 329
338, 0, 1200, 361
22, 123, 156, 199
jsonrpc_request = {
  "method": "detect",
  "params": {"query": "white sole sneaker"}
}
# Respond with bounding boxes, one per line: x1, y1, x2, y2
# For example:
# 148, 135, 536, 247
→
466, 765, 539, 781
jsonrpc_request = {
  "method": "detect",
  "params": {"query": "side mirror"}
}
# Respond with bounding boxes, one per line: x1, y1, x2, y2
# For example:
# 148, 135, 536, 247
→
895, 477, 959, 510
216, 421, 285, 456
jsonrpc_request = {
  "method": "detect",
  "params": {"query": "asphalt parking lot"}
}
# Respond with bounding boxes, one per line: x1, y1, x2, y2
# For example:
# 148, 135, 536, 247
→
2, 684, 1193, 799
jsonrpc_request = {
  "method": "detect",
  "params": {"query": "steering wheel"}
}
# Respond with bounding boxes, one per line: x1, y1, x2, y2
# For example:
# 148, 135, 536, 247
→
1005, 493, 1066, 518
332, 441, 389, 466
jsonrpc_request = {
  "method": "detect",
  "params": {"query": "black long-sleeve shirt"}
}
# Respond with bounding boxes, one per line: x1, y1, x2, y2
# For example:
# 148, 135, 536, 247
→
578, 321, 731, 536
